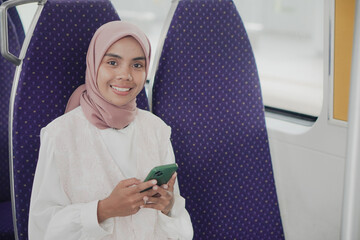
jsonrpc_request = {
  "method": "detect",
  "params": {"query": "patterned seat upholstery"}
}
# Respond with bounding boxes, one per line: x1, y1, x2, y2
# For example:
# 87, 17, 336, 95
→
152, 0, 284, 239
8, 1, 150, 239
0, 1, 23, 239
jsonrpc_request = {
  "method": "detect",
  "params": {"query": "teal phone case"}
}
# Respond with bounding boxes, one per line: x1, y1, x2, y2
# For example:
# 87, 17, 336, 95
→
141, 163, 178, 192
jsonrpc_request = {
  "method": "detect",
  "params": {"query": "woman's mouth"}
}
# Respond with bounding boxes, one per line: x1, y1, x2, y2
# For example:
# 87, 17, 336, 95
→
111, 85, 131, 92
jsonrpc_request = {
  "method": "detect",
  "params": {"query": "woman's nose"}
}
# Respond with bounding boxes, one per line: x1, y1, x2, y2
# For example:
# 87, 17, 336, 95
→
116, 67, 132, 81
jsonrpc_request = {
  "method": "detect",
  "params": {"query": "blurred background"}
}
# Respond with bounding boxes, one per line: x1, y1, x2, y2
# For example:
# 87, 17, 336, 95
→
16, 0, 325, 117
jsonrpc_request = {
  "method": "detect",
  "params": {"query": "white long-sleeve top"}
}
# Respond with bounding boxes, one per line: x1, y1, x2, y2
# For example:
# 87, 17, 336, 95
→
28, 107, 193, 240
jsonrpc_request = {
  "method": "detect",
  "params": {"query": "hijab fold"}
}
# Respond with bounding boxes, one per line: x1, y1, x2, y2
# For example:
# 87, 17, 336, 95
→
65, 21, 151, 129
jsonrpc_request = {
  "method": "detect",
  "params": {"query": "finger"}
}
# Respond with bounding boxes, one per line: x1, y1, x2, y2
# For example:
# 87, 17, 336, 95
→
141, 203, 164, 211
152, 193, 161, 198
131, 189, 158, 204
167, 172, 177, 192
134, 179, 157, 193
160, 184, 170, 196
143, 196, 149, 205
119, 178, 142, 188
134, 198, 148, 210
144, 195, 167, 208
138, 189, 157, 199
152, 185, 170, 198
151, 186, 174, 203
144, 196, 171, 212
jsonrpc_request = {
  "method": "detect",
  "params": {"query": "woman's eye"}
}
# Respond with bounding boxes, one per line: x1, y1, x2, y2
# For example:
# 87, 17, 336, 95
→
108, 60, 117, 66
133, 63, 144, 69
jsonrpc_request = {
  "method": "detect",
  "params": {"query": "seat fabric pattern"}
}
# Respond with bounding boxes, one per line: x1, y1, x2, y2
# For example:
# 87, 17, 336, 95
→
0, 3, 22, 239
137, 88, 149, 110
0, 201, 15, 240
152, 0, 284, 239
10, 1, 145, 239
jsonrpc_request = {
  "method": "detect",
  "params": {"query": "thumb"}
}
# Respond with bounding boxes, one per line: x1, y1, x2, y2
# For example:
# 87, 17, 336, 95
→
168, 172, 177, 192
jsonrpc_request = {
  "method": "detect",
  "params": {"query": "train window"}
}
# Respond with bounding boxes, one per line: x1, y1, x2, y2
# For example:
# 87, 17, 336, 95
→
16, 3, 38, 34
115, 0, 325, 120
234, 0, 324, 120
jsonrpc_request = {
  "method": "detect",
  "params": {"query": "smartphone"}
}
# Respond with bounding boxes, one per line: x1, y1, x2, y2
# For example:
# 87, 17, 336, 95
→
141, 163, 178, 192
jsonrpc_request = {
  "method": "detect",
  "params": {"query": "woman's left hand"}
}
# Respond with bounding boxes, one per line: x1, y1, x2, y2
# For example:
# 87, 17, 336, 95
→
141, 172, 177, 215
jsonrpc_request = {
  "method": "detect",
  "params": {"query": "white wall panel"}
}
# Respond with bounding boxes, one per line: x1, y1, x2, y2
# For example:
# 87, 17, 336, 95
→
269, 135, 345, 240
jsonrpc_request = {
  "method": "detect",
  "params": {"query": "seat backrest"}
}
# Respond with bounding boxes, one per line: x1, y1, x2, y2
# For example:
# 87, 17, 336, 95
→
137, 88, 149, 110
152, 0, 284, 239
8, 1, 148, 239
0, 0, 23, 203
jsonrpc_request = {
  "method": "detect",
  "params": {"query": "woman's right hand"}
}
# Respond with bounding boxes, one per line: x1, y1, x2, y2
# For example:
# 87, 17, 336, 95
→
97, 178, 158, 223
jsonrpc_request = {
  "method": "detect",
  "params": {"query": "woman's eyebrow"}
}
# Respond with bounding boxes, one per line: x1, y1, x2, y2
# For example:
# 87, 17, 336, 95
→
133, 57, 146, 61
105, 53, 122, 59
104, 53, 145, 61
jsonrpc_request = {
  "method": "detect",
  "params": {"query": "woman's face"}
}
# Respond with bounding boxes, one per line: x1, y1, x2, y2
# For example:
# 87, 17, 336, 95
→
97, 36, 146, 107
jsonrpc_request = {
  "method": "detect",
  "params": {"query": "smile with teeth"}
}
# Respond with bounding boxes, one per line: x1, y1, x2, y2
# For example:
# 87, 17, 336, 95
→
111, 85, 131, 92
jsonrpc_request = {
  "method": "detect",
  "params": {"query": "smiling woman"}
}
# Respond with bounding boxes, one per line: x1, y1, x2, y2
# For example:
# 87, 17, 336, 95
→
28, 21, 193, 240
64, 21, 152, 130
97, 37, 147, 107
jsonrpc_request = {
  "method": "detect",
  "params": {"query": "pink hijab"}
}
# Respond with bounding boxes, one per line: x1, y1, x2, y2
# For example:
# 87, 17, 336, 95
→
65, 21, 151, 129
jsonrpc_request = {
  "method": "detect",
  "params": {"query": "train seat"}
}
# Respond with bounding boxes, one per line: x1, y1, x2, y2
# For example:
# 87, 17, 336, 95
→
4, 0, 150, 239
0, 1, 24, 239
152, 0, 285, 238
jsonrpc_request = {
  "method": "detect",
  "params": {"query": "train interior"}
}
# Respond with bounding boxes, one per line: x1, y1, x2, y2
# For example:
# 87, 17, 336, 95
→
0, 0, 359, 239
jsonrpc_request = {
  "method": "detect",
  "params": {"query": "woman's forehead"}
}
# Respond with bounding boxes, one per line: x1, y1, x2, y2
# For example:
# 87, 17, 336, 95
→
105, 36, 146, 58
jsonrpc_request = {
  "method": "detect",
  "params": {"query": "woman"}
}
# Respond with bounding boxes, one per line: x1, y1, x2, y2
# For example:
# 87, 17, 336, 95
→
28, 21, 193, 240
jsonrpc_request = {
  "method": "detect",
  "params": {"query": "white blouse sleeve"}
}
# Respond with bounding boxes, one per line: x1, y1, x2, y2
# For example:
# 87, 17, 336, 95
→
28, 129, 114, 240
157, 142, 194, 240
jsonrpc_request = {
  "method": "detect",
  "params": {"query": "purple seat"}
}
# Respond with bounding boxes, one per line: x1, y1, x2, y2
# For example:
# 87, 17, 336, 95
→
137, 89, 150, 111
0, 201, 14, 240
8, 1, 149, 239
152, 0, 284, 239
0, 1, 23, 239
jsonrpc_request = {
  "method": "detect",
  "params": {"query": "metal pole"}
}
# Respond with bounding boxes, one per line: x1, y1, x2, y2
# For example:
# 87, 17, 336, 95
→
0, 0, 47, 65
340, 0, 360, 239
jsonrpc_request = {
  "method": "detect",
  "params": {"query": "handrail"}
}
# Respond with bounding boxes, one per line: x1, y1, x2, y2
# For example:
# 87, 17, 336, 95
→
147, 0, 179, 111
340, 0, 360, 239
0, 0, 46, 65
4, 1, 47, 239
